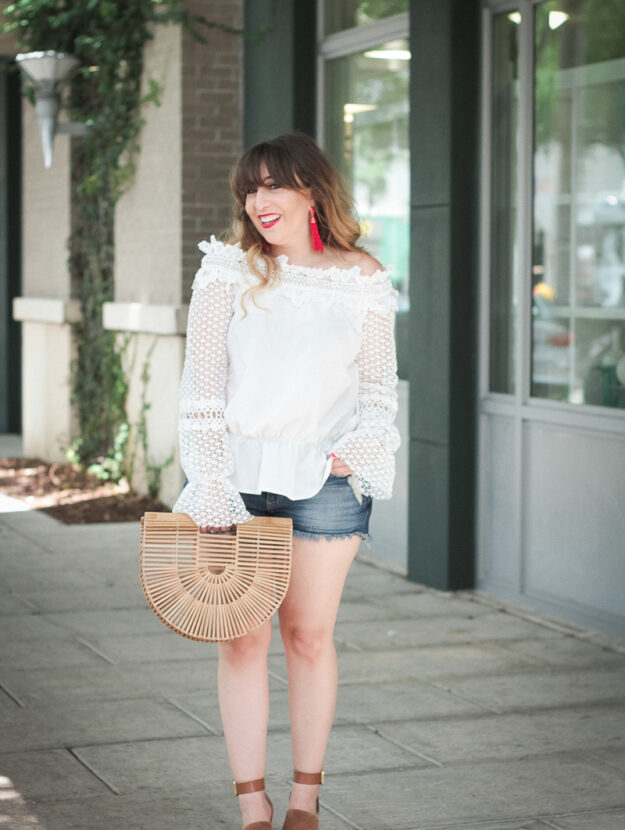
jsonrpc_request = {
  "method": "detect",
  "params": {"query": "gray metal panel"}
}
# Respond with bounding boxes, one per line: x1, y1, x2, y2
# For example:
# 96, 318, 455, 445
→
523, 421, 625, 620
478, 413, 518, 589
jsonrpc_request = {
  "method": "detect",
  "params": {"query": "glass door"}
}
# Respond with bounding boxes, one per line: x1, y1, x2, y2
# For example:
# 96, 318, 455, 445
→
531, 0, 625, 409
318, 2, 410, 571
478, 0, 625, 639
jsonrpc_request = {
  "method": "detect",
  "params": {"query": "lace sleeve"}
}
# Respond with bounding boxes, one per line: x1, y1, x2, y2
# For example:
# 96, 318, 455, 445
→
329, 301, 401, 500
172, 263, 253, 528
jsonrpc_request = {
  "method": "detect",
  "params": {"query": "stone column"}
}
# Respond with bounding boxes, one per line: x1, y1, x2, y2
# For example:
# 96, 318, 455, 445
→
13, 100, 78, 461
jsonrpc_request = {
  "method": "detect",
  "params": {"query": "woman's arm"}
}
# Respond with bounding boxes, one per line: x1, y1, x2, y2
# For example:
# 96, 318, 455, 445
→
172, 274, 253, 528
329, 303, 401, 499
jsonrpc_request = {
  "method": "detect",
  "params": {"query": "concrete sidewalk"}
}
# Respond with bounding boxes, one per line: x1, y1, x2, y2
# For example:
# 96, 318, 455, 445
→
1, 503, 625, 830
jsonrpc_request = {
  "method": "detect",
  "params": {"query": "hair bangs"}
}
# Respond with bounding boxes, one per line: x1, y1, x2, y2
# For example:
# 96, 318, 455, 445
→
232, 141, 306, 204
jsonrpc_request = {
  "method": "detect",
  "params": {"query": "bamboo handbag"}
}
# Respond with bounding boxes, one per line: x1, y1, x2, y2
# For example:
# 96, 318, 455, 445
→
139, 512, 293, 642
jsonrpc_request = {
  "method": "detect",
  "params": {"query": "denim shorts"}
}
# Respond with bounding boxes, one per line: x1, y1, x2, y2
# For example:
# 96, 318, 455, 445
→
240, 473, 373, 548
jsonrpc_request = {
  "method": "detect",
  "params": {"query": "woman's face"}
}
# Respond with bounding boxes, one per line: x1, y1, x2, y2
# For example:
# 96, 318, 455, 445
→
245, 162, 312, 250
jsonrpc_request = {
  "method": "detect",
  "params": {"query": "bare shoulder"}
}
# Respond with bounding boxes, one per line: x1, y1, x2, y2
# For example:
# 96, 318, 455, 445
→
355, 251, 385, 276
334, 249, 385, 276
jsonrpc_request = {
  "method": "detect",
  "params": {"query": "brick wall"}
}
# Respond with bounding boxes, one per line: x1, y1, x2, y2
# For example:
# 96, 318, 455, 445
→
181, 0, 244, 300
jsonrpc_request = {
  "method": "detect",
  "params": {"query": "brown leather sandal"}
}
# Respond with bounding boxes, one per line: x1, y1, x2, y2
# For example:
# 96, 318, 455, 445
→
281, 769, 324, 830
234, 776, 274, 830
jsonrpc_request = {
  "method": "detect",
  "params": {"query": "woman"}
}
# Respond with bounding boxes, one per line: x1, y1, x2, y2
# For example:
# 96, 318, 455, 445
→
173, 132, 400, 830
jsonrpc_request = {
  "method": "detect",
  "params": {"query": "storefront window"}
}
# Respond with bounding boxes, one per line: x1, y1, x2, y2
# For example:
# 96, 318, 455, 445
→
324, 41, 410, 308
532, 0, 625, 408
489, 11, 520, 394
325, 0, 408, 36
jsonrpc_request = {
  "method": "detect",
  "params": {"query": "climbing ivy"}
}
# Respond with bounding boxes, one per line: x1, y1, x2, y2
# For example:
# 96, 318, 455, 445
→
2, 1, 258, 488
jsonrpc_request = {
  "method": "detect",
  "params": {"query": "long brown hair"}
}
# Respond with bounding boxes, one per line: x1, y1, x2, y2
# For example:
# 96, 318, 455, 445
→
228, 132, 362, 314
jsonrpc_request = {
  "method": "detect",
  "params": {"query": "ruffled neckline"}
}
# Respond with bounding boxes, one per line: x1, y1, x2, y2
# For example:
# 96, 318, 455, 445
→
199, 235, 394, 285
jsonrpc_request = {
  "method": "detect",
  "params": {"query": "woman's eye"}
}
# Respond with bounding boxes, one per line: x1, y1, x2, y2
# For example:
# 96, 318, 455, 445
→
246, 187, 257, 195
269, 183, 280, 190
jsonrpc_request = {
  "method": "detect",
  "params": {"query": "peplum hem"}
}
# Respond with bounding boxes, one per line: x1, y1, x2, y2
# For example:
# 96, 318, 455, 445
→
227, 433, 335, 500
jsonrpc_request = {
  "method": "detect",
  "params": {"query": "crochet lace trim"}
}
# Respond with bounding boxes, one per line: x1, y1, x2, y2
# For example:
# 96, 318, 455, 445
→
194, 236, 399, 314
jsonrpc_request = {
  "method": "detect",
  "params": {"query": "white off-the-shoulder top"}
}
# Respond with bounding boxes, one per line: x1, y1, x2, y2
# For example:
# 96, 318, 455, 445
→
172, 236, 401, 528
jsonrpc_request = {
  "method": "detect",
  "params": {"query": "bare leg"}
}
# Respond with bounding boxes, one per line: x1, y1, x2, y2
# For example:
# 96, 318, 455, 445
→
218, 617, 273, 828
278, 534, 361, 813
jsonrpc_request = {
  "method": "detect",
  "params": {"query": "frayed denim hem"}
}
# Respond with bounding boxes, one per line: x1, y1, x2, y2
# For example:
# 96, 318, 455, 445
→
292, 528, 372, 550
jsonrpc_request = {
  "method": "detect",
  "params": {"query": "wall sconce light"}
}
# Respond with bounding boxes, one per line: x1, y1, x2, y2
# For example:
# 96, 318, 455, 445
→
15, 50, 92, 169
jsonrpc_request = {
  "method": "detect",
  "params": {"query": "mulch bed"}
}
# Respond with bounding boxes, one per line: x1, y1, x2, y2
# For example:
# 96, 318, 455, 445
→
0, 457, 169, 524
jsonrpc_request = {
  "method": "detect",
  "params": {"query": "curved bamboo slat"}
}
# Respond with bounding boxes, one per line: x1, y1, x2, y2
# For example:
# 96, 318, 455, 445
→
139, 513, 293, 641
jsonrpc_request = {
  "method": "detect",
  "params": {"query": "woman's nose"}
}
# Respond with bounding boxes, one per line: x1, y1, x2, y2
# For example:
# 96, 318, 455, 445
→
254, 187, 270, 210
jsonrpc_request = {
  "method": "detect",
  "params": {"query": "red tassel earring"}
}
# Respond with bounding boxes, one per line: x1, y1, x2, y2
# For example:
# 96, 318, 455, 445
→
262, 239, 271, 253
309, 205, 324, 252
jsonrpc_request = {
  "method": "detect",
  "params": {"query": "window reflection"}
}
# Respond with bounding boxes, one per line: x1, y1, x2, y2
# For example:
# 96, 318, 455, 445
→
532, 0, 625, 408
325, 40, 410, 308
325, 0, 408, 35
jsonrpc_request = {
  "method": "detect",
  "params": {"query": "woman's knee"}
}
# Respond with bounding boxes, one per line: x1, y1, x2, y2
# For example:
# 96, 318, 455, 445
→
281, 622, 334, 663
218, 620, 272, 665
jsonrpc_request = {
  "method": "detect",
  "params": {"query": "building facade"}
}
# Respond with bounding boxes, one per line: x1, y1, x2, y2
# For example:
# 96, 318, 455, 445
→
2, 0, 624, 638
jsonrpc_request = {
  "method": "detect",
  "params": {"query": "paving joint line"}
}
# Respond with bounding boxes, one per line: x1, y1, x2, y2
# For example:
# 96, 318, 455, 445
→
68, 746, 121, 795
327, 638, 599, 658
412, 746, 621, 771
354, 550, 410, 577
421, 679, 503, 714
585, 750, 625, 779
65, 732, 219, 751
336, 639, 364, 652
8, 590, 42, 612
366, 724, 443, 766
163, 696, 218, 734
461, 590, 625, 652
336, 660, 625, 686
318, 799, 364, 829
402, 815, 561, 830
268, 668, 288, 686
0, 680, 25, 708
357, 697, 625, 728
0, 523, 52, 556
75, 637, 117, 665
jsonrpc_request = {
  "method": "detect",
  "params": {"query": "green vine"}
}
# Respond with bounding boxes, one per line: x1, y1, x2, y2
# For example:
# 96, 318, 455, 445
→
3, 1, 269, 496
64, 334, 175, 494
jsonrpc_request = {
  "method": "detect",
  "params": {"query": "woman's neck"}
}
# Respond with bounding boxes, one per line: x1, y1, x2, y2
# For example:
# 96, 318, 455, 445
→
270, 238, 318, 267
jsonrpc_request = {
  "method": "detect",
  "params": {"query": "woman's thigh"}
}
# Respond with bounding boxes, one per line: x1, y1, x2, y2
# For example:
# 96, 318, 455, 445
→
278, 533, 360, 636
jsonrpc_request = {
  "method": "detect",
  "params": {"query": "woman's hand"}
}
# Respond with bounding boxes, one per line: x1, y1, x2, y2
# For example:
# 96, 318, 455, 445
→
199, 525, 234, 534
330, 453, 353, 477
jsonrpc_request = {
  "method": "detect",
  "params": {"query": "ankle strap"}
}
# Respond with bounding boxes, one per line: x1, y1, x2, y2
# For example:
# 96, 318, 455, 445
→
233, 777, 265, 796
293, 770, 324, 785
